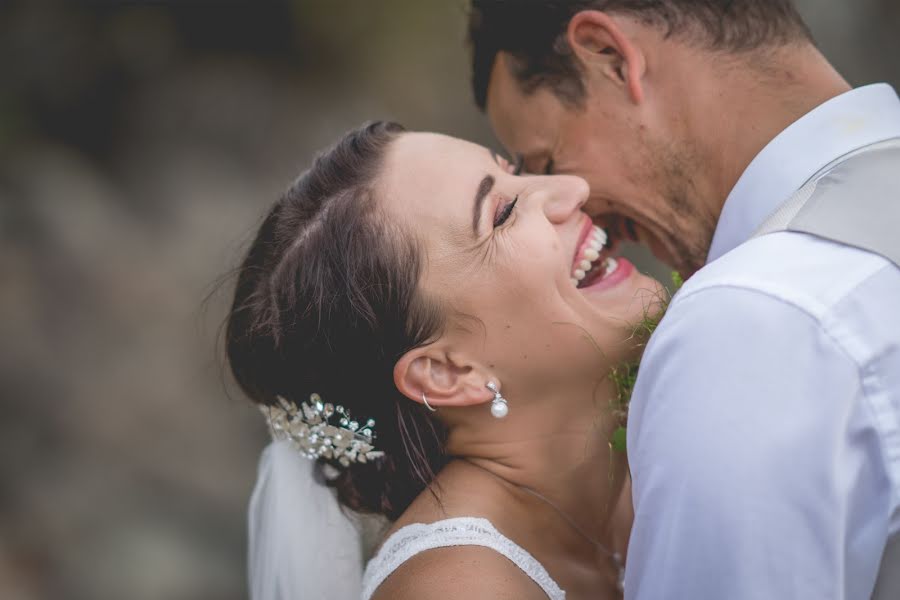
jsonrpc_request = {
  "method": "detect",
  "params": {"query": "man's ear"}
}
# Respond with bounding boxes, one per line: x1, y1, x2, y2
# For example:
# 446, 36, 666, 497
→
567, 10, 646, 104
393, 344, 490, 411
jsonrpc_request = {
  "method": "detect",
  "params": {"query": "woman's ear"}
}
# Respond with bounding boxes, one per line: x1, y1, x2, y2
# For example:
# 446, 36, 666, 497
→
393, 344, 490, 411
567, 10, 646, 104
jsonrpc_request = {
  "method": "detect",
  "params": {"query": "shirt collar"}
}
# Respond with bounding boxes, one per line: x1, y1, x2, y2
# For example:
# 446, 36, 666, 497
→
707, 84, 900, 263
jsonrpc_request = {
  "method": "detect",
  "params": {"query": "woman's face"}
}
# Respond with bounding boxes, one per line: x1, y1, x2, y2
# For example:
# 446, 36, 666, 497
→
379, 133, 663, 395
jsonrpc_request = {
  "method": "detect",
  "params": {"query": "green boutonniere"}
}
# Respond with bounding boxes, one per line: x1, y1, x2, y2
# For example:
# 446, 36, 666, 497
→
609, 271, 684, 453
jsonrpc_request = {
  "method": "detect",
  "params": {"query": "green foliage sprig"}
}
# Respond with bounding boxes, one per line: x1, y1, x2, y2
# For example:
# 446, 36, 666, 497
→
609, 271, 684, 453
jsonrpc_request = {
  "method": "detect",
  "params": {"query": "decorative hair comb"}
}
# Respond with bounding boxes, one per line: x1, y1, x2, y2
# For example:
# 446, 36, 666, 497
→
260, 393, 384, 467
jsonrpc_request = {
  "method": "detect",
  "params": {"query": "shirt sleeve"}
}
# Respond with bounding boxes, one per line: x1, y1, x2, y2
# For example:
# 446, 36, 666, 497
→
624, 285, 886, 599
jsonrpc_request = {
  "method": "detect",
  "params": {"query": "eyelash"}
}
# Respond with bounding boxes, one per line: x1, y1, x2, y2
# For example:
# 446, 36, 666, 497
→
493, 195, 518, 228
487, 154, 526, 230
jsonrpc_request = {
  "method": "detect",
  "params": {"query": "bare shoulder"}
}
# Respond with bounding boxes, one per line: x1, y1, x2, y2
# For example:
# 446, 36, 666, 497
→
370, 544, 548, 600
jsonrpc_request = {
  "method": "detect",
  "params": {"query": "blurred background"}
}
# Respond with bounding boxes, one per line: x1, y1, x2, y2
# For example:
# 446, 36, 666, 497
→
1, 1, 898, 598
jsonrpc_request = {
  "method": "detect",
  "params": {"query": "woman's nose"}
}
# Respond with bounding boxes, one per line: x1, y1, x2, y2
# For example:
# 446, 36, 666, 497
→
542, 175, 589, 223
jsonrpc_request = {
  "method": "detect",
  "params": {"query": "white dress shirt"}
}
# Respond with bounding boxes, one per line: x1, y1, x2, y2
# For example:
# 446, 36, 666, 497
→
625, 84, 900, 599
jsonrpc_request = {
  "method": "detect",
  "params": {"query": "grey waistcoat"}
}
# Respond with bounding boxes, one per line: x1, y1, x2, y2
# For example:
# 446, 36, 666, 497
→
753, 139, 900, 599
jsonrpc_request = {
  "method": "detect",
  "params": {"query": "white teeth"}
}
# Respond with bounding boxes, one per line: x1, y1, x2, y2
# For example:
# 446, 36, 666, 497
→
603, 258, 619, 277
572, 225, 610, 284
571, 278, 579, 286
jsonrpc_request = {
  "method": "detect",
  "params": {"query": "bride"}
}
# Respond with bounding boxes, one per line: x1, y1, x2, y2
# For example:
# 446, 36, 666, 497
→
226, 121, 664, 599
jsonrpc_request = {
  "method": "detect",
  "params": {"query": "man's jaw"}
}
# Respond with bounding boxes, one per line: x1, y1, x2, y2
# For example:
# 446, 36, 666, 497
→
591, 213, 686, 274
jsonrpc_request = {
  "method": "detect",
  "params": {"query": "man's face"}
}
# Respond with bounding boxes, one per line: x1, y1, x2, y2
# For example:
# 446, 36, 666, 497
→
486, 52, 715, 276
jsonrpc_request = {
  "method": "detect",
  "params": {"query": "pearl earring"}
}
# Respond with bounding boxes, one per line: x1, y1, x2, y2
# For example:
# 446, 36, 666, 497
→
486, 381, 508, 419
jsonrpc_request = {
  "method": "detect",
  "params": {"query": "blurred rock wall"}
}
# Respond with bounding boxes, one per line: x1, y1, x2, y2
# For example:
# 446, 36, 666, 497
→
0, 1, 897, 598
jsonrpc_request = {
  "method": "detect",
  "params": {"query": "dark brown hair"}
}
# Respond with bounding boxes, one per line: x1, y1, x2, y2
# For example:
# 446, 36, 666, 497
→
468, 0, 813, 110
225, 121, 448, 520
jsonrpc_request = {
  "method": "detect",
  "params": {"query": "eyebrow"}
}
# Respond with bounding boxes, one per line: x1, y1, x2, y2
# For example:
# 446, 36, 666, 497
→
471, 174, 495, 235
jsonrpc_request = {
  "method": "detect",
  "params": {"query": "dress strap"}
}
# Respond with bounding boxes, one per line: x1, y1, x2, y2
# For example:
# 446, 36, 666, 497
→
360, 517, 565, 599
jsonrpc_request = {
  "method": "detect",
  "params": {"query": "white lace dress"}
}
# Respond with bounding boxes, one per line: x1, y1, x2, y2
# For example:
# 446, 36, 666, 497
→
360, 517, 566, 599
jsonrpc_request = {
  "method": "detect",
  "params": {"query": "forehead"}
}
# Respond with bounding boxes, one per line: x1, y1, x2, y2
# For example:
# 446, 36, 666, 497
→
486, 52, 565, 156
378, 132, 491, 237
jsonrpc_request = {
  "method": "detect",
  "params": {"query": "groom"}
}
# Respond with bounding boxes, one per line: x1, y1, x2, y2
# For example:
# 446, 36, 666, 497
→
468, 1, 900, 598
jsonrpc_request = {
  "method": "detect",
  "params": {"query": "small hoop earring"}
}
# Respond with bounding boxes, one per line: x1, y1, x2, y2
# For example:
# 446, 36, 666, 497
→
422, 391, 437, 412
486, 381, 508, 419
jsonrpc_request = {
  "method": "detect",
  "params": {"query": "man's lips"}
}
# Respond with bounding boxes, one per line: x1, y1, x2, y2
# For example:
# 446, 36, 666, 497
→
590, 215, 642, 254
624, 218, 639, 242
615, 217, 675, 263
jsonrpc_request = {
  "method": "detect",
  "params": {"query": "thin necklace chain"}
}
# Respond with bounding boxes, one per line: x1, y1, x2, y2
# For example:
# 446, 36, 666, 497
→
464, 460, 626, 593
518, 484, 625, 592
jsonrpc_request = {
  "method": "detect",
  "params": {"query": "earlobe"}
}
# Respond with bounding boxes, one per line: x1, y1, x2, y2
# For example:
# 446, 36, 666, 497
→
567, 10, 646, 104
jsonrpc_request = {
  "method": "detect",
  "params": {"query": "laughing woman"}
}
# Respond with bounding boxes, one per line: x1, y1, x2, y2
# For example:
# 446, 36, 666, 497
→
226, 121, 663, 600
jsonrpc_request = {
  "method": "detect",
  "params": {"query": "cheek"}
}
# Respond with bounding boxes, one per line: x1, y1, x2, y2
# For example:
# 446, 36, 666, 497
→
467, 278, 576, 369
571, 148, 638, 207
480, 310, 596, 379
494, 225, 565, 291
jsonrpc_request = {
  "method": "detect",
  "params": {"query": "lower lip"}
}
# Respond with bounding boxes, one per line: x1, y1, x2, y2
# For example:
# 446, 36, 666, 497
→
579, 258, 635, 293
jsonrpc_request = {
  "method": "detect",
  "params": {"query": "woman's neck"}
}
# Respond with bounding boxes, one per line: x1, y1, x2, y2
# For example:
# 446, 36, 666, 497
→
442, 377, 628, 547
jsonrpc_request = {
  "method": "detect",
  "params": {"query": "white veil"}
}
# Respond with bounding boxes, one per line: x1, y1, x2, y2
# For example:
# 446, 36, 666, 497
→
247, 440, 387, 600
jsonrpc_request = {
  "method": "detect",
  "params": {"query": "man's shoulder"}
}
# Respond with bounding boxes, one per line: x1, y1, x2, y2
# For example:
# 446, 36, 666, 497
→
673, 230, 895, 323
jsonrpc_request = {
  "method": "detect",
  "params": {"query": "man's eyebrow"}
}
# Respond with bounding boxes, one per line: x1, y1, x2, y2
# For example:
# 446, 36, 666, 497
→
471, 174, 495, 235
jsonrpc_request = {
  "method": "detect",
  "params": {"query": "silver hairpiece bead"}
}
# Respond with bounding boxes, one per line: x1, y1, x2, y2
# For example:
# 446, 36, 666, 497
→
260, 394, 385, 467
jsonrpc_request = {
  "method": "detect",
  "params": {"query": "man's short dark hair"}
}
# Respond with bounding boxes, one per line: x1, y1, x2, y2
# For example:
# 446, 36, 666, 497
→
468, 0, 813, 110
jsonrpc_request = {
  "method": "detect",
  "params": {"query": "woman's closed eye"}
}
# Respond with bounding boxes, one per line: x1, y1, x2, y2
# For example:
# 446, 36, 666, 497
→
488, 153, 522, 229
493, 195, 518, 228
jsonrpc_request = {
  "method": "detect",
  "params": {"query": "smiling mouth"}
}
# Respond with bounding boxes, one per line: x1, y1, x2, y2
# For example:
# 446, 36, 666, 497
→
570, 223, 620, 288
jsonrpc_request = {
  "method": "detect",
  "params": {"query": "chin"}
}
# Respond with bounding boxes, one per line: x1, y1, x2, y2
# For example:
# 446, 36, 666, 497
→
585, 272, 665, 353
628, 274, 667, 322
